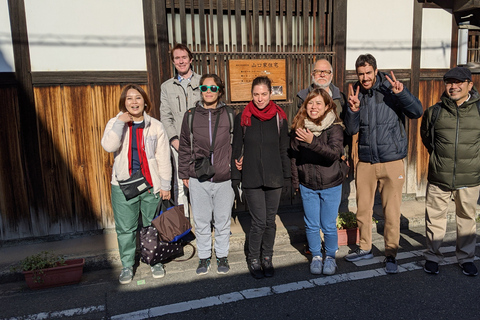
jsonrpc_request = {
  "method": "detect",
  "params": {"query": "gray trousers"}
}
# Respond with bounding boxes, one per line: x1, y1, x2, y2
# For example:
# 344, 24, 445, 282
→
189, 178, 235, 259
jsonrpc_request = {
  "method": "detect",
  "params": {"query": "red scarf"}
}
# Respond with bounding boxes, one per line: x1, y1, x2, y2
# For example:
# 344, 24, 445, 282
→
241, 100, 287, 127
127, 124, 153, 186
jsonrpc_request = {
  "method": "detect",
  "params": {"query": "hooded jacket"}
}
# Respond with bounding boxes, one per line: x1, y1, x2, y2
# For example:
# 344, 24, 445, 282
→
178, 101, 233, 182
101, 112, 172, 193
344, 71, 423, 164
420, 89, 480, 190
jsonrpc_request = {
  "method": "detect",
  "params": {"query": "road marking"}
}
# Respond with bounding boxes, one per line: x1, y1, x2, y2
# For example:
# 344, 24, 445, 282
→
110, 256, 477, 320
1, 305, 105, 320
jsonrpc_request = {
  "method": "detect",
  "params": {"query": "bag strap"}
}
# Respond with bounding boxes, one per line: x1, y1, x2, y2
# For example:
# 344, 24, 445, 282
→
172, 242, 196, 262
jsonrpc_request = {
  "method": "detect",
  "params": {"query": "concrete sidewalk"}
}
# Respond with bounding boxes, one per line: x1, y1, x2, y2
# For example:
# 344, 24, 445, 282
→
0, 197, 472, 284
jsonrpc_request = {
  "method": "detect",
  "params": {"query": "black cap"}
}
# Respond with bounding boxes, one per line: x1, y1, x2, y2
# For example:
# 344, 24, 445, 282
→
443, 67, 472, 82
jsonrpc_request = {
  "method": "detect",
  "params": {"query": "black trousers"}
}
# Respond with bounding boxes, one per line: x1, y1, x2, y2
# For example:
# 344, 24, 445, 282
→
244, 187, 282, 260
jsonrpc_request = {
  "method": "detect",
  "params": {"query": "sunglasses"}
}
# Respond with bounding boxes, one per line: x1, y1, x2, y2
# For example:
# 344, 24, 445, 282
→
199, 85, 219, 93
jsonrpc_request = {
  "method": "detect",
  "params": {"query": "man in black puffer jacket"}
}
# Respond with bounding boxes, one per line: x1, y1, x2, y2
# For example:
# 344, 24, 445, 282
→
420, 67, 480, 276
343, 54, 423, 274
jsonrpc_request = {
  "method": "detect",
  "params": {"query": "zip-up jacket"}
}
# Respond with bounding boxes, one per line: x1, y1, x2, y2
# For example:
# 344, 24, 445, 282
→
160, 72, 202, 143
344, 71, 423, 163
420, 90, 480, 190
178, 101, 233, 182
101, 112, 172, 193
290, 123, 345, 191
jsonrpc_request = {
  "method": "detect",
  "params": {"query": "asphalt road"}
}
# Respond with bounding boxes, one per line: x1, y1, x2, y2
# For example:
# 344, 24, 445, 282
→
1, 223, 479, 320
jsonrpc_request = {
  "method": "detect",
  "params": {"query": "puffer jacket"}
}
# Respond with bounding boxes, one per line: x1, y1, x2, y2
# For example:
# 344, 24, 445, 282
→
160, 72, 202, 142
420, 90, 480, 190
178, 101, 233, 182
344, 72, 423, 163
290, 123, 345, 191
101, 112, 172, 193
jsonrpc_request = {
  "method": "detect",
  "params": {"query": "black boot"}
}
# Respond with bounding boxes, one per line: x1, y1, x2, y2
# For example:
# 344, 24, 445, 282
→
262, 256, 274, 277
249, 259, 264, 279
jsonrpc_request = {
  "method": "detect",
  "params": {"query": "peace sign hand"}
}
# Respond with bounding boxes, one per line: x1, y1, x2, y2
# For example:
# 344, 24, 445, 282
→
348, 83, 360, 112
385, 71, 404, 94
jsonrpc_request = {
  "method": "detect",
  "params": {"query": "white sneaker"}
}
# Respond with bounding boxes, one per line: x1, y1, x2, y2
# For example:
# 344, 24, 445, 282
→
310, 256, 323, 275
323, 256, 337, 275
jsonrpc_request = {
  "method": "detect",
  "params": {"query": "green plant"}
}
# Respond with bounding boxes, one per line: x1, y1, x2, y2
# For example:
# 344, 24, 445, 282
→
11, 251, 66, 283
336, 212, 357, 230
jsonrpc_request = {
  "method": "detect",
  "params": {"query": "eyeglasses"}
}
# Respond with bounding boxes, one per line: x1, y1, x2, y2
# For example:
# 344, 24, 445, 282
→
199, 85, 219, 93
444, 79, 468, 86
311, 69, 332, 76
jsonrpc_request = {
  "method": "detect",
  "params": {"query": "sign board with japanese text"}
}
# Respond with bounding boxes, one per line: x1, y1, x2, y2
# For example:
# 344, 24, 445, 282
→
228, 59, 286, 102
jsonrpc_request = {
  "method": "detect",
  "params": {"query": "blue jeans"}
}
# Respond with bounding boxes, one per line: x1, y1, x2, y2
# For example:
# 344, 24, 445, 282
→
300, 184, 341, 257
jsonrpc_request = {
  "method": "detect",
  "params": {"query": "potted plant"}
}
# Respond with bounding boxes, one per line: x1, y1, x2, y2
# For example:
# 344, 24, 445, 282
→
336, 211, 359, 246
12, 251, 85, 290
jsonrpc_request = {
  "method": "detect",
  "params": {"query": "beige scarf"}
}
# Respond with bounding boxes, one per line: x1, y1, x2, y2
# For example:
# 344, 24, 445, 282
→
303, 111, 337, 136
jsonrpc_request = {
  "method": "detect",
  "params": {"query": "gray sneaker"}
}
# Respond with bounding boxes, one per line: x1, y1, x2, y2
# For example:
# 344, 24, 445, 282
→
119, 267, 133, 284
151, 263, 165, 279
384, 256, 398, 274
345, 248, 374, 262
196, 258, 211, 275
217, 257, 230, 274
323, 256, 337, 275
310, 256, 323, 275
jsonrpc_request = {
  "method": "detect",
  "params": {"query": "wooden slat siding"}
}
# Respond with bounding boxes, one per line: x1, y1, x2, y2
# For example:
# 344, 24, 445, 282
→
34, 86, 73, 227
143, 0, 161, 120
451, 13, 459, 68
157, 0, 171, 86
170, 0, 177, 45
31, 71, 148, 86
270, 0, 276, 50
0, 73, 16, 86
302, 0, 308, 50
226, 0, 232, 52
217, 0, 225, 81
252, 0, 259, 51
406, 0, 424, 195
199, 0, 206, 51
62, 86, 102, 231
286, 0, 292, 51
8, 0, 45, 225
179, 0, 187, 44
190, 0, 196, 46
235, 0, 242, 52
333, 0, 347, 93
94, 85, 123, 228
0, 87, 29, 232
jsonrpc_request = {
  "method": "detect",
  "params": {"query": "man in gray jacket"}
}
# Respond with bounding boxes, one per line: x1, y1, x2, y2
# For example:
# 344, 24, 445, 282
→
343, 54, 423, 274
160, 44, 201, 211
420, 67, 480, 276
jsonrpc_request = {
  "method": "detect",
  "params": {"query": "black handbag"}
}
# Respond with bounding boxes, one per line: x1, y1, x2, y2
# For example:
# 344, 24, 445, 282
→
117, 170, 152, 200
139, 225, 183, 265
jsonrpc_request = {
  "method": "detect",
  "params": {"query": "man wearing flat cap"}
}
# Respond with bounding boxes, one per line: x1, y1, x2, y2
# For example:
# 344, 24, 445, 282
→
420, 66, 480, 276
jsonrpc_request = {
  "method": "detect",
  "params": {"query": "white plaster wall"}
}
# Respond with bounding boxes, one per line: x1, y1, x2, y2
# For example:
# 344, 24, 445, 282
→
420, 8, 452, 69
24, 0, 146, 71
346, 0, 414, 70
0, 0, 15, 72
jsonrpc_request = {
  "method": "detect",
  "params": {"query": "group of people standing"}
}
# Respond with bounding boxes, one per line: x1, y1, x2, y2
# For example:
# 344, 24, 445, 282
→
102, 43, 480, 285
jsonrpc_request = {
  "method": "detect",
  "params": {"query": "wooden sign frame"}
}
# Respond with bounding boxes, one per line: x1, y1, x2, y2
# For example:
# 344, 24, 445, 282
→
228, 59, 287, 102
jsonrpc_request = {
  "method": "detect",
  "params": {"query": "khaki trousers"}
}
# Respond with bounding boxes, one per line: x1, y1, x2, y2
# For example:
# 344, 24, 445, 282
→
355, 160, 405, 257
424, 183, 480, 264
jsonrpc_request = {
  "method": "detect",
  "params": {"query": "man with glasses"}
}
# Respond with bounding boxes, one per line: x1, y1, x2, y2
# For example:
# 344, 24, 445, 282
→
160, 44, 201, 212
297, 58, 346, 119
420, 67, 480, 276
344, 54, 423, 274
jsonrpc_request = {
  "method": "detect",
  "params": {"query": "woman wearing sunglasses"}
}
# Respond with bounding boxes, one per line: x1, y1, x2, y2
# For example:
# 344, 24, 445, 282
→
178, 74, 235, 275
231, 76, 291, 279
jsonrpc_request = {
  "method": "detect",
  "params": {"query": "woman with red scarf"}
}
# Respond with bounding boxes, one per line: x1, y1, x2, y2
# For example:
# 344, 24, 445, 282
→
231, 76, 291, 279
